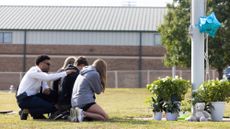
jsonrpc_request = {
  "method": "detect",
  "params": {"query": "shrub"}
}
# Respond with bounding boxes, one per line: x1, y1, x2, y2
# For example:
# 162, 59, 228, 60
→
147, 76, 191, 113
147, 76, 191, 102
193, 80, 230, 103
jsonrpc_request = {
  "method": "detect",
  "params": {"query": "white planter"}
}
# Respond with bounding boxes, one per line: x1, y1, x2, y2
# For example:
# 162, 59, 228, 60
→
153, 112, 162, 120
166, 112, 178, 121
211, 102, 225, 121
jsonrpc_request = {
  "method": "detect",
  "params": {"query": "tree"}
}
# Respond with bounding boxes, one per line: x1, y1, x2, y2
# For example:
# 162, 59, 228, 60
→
208, 0, 230, 78
158, 0, 191, 68
159, 0, 230, 79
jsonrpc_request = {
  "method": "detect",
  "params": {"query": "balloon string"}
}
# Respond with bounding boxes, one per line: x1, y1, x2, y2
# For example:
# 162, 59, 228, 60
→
204, 0, 207, 14
205, 34, 210, 80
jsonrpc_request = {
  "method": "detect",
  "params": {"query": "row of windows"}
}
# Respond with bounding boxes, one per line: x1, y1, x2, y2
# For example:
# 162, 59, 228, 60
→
26, 31, 161, 46
0, 31, 161, 46
0, 32, 12, 43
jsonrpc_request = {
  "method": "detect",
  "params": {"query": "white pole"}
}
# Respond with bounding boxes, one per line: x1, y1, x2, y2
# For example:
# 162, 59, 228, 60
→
115, 71, 118, 88
191, 0, 205, 90
172, 66, 176, 78
147, 70, 150, 84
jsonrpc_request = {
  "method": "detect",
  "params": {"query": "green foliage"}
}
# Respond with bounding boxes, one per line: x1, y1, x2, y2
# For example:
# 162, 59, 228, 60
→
207, 0, 230, 78
158, 0, 191, 67
193, 80, 230, 104
181, 99, 192, 112
163, 101, 181, 113
146, 76, 191, 113
151, 97, 164, 112
147, 76, 191, 101
159, 0, 230, 79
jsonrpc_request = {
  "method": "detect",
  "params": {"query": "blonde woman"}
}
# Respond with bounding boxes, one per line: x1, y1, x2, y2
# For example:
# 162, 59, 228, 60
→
56, 56, 88, 110
50, 56, 89, 120
60, 56, 77, 70
52, 56, 77, 93
70, 58, 108, 122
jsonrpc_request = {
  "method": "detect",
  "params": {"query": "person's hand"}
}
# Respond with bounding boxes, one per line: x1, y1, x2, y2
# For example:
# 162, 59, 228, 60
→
66, 69, 77, 75
42, 88, 51, 95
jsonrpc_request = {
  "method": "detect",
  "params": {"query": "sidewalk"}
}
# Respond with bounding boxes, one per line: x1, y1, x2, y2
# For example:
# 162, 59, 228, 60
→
134, 117, 230, 122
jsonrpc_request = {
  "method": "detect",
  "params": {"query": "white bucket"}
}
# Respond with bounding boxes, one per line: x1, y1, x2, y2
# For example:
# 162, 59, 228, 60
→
211, 102, 225, 121
166, 112, 178, 121
153, 112, 162, 120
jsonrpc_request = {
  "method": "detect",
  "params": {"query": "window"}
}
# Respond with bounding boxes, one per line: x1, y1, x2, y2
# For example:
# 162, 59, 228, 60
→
0, 32, 12, 43
4, 32, 12, 43
154, 34, 161, 45
0, 32, 3, 43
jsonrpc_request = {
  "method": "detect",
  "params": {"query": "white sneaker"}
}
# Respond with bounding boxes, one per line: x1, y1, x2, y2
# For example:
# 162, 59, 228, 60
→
75, 107, 84, 122
69, 107, 78, 122
69, 107, 84, 122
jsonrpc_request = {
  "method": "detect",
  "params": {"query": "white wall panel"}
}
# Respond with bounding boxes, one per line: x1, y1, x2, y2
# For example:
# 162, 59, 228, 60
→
12, 31, 24, 44
12, 31, 161, 46
142, 32, 161, 46
26, 31, 141, 46
142, 33, 154, 46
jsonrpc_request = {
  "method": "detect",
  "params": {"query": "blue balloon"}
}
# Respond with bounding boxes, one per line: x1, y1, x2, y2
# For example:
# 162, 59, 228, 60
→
197, 12, 221, 37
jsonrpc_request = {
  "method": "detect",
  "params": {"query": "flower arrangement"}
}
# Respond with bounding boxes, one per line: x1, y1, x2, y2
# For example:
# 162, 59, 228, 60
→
147, 76, 191, 114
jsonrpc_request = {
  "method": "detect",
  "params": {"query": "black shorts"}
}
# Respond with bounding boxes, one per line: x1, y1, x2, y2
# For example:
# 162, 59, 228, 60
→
82, 102, 96, 111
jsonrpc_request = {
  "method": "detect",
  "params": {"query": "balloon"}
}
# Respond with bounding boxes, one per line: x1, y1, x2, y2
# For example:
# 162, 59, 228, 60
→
197, 12, 221, 37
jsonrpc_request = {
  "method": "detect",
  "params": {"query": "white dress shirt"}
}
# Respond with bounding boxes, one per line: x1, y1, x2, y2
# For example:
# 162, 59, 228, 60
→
17, 66, 67, 96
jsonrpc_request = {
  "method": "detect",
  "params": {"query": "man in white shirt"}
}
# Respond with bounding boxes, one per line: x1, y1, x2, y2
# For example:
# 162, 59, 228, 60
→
16, 54, 76, 120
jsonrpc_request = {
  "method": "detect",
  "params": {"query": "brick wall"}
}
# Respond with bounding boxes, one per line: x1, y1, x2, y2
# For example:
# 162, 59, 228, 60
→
0, 44, 168, 72
0, 44, 165, 56
1, 44, 199, 89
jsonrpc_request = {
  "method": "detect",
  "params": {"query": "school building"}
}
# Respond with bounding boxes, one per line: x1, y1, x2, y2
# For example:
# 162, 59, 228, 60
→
0, 6, 207, 89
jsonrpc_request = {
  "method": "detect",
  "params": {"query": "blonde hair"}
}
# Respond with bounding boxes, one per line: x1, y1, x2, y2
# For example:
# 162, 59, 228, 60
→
61, 56, 77, 69
92, 58, 107, 92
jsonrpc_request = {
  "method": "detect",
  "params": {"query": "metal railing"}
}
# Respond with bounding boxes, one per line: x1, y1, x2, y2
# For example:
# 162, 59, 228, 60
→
0, 70, 218, 90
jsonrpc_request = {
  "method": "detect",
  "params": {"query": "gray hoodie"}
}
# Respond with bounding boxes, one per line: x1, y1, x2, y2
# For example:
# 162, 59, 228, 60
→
71, 66, 102, 108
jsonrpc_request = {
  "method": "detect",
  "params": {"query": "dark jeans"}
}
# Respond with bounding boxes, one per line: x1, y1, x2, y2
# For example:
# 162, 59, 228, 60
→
16, 91, 58, 118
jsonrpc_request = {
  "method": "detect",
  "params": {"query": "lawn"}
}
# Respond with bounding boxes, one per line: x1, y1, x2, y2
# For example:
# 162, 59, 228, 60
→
0, 88, 230, 129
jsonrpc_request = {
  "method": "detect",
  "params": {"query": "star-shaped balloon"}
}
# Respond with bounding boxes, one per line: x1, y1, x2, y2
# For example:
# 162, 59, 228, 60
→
197, 12, 221, 37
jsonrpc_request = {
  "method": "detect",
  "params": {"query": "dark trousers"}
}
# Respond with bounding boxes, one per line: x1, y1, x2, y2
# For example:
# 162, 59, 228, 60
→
16, 91, 57, 118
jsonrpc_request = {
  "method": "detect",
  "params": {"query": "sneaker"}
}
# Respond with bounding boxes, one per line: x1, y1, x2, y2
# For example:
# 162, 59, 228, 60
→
19, 109, 29, 120
69, 107, 78, 122
69, 107, 84, 122
49, 110, 62, 120
52, 111, 69, 120
76, 107, 84, 122
59, 110, 70, 120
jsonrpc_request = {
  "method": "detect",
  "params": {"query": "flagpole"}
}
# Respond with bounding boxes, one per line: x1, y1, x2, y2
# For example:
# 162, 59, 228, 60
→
191, 0, 205, 91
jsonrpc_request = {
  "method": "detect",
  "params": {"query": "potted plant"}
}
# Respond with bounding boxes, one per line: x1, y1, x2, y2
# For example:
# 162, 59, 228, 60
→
151, 96, 164, 120
163, 101, 181, 120
194, 80, 230, 121
147, 76, 191, 121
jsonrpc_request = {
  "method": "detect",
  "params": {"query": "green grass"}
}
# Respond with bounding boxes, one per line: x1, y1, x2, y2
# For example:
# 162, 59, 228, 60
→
1, 88, 230, 129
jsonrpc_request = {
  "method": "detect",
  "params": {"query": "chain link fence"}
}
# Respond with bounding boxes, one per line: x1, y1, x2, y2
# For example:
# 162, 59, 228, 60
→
0, 70, 218, 90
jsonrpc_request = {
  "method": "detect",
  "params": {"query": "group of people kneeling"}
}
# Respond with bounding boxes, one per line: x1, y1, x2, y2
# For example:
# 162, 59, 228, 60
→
16, 54, 108, 122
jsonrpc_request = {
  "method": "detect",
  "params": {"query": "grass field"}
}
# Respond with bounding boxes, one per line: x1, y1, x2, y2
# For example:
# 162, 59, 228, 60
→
0, 88, 230, 129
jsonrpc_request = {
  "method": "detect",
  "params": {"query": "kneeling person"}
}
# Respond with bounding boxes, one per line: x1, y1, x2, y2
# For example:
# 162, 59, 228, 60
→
71, 59, 109, 122
16, 54, 76, 120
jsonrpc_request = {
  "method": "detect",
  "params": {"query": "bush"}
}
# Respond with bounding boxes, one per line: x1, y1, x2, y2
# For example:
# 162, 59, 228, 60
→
147, 76, 191, 101
193, 80, 230, 103
163, 101, 181, 113
147, 76, 191, 113
151, 96, 164, 112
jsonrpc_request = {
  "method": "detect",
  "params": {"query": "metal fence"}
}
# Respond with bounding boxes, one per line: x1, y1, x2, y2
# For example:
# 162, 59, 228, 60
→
0, 70, 218, 90
107, 70, 218, 88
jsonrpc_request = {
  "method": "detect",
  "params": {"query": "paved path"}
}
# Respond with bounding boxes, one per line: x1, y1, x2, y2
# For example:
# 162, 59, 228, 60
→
134, 117, 230, 122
